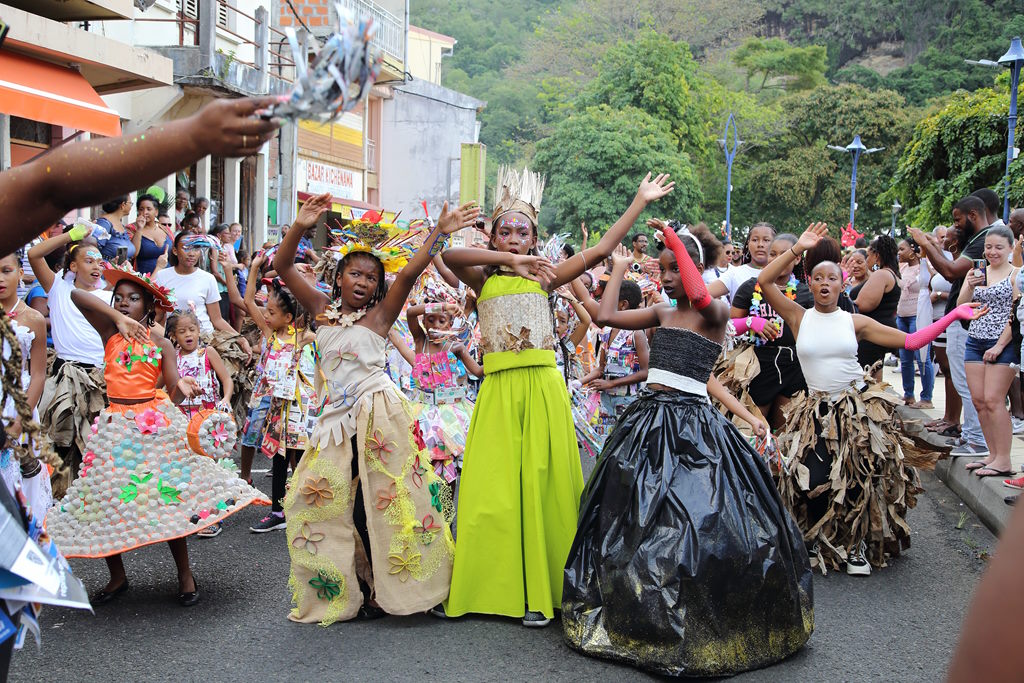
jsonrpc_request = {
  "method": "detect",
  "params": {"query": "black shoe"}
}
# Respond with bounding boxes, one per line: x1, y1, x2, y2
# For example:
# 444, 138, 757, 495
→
356, 602, 387, 620
1006, 495, 1019, 506
249, 513, 287, 533
92, 581, 129, 605
178, 578, 200, 607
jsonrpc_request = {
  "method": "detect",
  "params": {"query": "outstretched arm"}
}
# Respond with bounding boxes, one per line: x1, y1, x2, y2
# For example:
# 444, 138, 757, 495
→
0, 97, 281, 259
274, 192, 332, 318
594, 257, 661, 330
856, 303, 986, 349
550, 173, 675, 289
367, 202, 480, 336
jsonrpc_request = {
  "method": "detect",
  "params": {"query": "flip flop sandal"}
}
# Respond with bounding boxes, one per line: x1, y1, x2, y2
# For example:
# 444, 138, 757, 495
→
965, 460, 989, 471
925, 419, 946, 428
975, 467, 1014, 478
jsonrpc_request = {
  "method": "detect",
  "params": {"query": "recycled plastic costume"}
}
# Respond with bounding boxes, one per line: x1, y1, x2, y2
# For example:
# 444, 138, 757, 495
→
562, 227, 813, 677
47, 267, 268, 557
408, 347, 473, 484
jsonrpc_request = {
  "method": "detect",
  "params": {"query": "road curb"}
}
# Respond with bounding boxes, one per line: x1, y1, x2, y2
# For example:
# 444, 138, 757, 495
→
898, 405, 1011, 534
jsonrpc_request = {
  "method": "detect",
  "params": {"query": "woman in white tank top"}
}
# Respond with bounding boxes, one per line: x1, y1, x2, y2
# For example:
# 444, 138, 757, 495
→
755, 224, 985, 578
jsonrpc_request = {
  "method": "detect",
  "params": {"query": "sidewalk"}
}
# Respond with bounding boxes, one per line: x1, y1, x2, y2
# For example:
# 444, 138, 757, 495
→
885, 363, 1020, 534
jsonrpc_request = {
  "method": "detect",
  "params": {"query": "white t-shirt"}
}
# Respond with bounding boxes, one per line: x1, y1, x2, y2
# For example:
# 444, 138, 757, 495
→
153, 267, 221, 334
714, 263, 761, 303
49, 273, 113, 364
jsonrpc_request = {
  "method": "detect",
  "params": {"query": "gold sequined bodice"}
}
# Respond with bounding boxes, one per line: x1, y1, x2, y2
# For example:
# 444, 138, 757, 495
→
476, 275, 555, 357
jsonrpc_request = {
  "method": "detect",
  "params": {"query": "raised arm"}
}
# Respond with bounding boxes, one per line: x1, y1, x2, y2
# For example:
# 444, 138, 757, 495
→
758, 224, 827, 333
368, 201, 480, 336
550, 173, 675, 289
662, 225, 729, 326
70, 289, 148, 346
241, 253, 272, 340
27, 231, 78, 293
0, 97, 281, 258
909, 227, 972, 281
274, 192, 332, 318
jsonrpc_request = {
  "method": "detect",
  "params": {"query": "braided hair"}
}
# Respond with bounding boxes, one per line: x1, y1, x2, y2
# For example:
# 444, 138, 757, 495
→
869, 235, 900, 276
0, 307, 59, 478
269, 278, 305, 325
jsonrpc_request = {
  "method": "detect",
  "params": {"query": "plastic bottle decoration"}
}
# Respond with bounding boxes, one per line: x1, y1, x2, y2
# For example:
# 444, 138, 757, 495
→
264, 2, 383, 123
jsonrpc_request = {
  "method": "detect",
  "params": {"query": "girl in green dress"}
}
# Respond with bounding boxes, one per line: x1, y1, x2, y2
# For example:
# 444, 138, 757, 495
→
440, 168, 675, 626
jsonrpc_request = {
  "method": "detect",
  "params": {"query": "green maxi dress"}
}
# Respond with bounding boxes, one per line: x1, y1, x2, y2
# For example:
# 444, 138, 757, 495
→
446, 275, 584, 619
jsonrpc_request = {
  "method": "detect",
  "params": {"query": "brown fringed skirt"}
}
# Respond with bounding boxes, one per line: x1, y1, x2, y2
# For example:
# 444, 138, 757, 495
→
776, 377, 943, 573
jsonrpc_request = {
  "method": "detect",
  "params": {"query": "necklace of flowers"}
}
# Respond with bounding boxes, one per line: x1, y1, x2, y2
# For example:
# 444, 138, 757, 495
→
749, 276, 797, 346
4, 300, 22, 319
319, 301, 367, 327
117, 337, 162, 371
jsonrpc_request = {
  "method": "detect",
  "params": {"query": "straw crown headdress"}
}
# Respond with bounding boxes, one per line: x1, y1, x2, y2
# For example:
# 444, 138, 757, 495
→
492, 166, 546, 227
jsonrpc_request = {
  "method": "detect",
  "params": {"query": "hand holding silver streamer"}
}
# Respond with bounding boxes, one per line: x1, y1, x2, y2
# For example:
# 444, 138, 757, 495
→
263, 3, 383, 123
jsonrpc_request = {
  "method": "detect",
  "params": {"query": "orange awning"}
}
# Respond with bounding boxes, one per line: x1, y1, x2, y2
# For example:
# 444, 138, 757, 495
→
0, 49, 121, 137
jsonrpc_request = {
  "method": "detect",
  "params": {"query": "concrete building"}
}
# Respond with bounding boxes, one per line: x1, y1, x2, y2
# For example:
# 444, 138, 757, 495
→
90, 0, 296, 251
0, 0, 173, 207
378, 25, 485, 245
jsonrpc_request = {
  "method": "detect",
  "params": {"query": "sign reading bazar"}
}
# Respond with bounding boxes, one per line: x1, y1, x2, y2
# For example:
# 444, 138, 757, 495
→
297, 159, 363, 201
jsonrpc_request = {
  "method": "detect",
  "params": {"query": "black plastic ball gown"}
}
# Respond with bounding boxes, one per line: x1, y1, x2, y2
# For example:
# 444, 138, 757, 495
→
562, 328, 813, 677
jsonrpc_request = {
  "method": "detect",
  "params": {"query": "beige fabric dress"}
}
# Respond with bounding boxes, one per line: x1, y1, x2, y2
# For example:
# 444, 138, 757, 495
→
284, 324, 455, 625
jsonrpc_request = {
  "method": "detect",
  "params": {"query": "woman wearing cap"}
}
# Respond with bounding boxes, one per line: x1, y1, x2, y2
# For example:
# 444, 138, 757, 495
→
46, 263, 268, 606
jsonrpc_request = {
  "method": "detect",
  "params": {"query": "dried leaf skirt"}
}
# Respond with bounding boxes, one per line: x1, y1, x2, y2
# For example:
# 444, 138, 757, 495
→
776, 380, 939, 572
284, 390, 455, 625
47, 396, 270, 558
563, 390, 813, 678
41, 360, 107, 495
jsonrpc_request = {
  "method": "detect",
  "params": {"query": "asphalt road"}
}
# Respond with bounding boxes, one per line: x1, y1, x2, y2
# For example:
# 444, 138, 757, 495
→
9, 469, 996, 683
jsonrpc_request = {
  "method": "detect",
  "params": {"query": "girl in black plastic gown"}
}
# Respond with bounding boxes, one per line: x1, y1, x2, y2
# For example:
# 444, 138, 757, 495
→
562, 223, 813, 678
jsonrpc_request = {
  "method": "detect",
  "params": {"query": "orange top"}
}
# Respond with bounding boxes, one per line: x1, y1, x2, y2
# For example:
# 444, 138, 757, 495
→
104, 333, 163, 401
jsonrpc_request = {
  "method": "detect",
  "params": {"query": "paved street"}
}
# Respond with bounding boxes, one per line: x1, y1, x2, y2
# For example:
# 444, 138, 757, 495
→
10, 463, 995, 682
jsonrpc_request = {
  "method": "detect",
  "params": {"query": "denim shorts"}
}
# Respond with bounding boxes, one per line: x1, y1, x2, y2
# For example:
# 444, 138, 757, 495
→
240, 395, 273, 447
965, 335, 1016, 365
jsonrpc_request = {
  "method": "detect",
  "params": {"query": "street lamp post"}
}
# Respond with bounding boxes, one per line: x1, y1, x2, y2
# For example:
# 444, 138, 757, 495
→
827, 135, 884, 233
966, 36, 1024, 222
890, 200, 902, 238
718, 113, 743, 242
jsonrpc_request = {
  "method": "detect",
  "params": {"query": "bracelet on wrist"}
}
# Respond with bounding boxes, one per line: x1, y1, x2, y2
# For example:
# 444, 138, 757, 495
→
789, 246, 800, 258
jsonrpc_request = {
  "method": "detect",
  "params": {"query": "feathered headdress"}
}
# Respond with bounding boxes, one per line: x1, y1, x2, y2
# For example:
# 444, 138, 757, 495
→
314, 216, 426, 294
492, 166, 545, 227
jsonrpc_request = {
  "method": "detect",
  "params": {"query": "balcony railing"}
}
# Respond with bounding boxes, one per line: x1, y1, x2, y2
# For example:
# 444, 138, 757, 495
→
335, 0, 405, 66
135, 0, 295, 85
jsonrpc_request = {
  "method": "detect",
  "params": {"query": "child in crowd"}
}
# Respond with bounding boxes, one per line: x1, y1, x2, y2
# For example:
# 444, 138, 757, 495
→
275, 193, 478, 624
228, 252, 316, 533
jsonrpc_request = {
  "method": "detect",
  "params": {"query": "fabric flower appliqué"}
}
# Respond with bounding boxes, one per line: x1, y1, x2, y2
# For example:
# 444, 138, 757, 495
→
308, 570, 341, 600
300, 476, 334, 507
135, 409, 168, 435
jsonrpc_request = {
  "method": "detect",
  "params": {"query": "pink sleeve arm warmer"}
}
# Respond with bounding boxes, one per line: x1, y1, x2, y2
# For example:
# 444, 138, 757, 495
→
904, 304, 976, 350
663, 227, 712, 310
732, 316, 768, 335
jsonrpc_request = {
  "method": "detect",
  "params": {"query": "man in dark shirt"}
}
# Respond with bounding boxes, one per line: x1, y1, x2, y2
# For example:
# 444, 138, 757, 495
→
910, 195, 992, 457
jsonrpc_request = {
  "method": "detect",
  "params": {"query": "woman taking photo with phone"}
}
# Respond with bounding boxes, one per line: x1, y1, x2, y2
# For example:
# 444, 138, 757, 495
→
959, 226, 1020, 478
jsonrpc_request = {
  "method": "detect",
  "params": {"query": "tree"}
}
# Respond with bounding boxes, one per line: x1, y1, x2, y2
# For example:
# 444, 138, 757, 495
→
534, 105, 702, 238
732, 83, 913, 233
888, 75, 1024, 229
731, 37, 827, 92
579, 31, 714, 170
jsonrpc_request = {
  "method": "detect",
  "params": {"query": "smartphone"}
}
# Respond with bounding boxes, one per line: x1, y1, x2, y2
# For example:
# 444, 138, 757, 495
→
115, 246, 128, 265
973, 259, 987, 286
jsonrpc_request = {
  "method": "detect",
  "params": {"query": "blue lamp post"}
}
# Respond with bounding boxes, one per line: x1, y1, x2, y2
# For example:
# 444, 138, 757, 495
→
999, 37, 1024, 221
827, 135, 884, 233
718, 113, 743, 241
967, 36, 1024, 222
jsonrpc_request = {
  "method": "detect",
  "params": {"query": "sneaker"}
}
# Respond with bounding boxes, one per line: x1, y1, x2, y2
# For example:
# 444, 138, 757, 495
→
1004, 476, 1024, 490
429, 604, 450, 619
249, 514, 286, 533
1014, 418, 1024, 435
950, 443, 990, 458
522, 610, 551, 628
846, 542, 872, 577
884, 356, 898, 367
947, 436, 966, 448
197, 522, 223, 538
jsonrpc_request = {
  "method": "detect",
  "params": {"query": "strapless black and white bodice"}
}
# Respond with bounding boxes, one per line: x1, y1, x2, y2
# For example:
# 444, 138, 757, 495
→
646, 327, 723, 397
